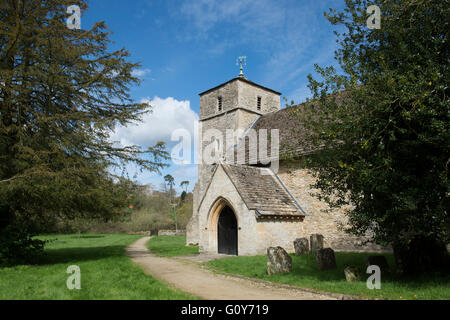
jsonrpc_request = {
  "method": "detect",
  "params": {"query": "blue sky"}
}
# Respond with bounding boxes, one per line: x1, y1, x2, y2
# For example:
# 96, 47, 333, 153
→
82, 0, 346, 193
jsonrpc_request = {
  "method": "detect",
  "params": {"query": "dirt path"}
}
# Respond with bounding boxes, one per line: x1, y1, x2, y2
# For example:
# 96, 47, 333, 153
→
126, 237, 336, 300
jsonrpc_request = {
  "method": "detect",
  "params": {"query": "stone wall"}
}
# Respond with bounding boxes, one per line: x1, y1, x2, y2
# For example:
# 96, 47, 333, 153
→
189, 78, 300, 254
197, 165, 303, 256
189, 76, 391, 255
197, 165, 251, 254
199, 78, 280, 120
190, 79, 282, 249
196, 78, 282, 206
158, 230, 186, 236
200, 80, 239, 119
236, 109, 260, 136
127, 231, 151, 236
199, 111, 238, 165
277, 163, 389, 252
186, 182, 200, 245
255, 219, 303, 254
237, 79, 280, 114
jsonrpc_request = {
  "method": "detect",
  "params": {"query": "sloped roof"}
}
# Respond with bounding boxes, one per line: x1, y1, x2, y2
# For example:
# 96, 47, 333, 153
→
226, 102, 317, 165
221, 164, 305, 218
252, 104, 315, 156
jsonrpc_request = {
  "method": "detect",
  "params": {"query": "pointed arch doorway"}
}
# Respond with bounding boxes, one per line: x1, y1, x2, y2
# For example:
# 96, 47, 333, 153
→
217, 205, 238, 255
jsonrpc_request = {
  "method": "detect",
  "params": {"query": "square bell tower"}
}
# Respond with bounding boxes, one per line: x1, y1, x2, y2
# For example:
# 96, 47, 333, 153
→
187, 67, 282, 246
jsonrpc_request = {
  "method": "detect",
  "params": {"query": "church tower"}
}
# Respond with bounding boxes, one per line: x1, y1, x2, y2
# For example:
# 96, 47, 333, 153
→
187, 64, 281, 245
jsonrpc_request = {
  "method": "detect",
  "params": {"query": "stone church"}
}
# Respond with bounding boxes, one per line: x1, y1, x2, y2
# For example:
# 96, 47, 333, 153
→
186, 72, 384, 256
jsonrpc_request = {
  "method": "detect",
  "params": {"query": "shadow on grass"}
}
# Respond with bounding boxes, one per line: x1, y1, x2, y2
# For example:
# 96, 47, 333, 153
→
37, 245, 126, 265
276, 253, 410, 284
211, 252, 450, 290
70, 235, 105, 239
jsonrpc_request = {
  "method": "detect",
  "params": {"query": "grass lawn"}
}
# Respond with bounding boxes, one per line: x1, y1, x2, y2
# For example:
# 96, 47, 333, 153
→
147, 236, 199, 257
206, 252, 450, 300
0, 234, 197, 300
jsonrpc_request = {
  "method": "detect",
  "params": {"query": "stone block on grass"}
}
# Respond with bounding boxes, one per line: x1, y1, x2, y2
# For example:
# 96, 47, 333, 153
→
344, 266, 362, 282
316, 248, 337, 271
310, 234, 324, 253
267, 247, 292, 276
294, 238, 309, 255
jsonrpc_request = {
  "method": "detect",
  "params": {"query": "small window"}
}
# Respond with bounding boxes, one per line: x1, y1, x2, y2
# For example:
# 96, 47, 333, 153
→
218, 96, 223, 112
257, 97, 262, 111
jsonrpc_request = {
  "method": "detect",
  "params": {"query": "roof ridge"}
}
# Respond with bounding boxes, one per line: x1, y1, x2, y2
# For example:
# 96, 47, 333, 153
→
199, 77, 281, 96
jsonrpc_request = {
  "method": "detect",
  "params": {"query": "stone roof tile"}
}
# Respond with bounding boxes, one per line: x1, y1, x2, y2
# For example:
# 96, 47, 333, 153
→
221, 164, 305, 217
225, 102, 317, 165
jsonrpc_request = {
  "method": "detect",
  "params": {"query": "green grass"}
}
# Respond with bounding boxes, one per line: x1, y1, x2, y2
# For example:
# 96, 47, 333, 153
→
0, 234, 197, 300
147, 236, 199, 257
206, 252, 450, 300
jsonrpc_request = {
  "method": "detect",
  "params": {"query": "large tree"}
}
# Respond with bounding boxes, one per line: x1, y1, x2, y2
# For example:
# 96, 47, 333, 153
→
164, 174, 175, 197
296, 0, 449, 275
180, 180, 189, 193
0, 0, 168, 264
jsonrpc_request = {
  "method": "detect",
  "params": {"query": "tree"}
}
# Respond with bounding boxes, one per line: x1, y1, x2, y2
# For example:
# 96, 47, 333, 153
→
296, 0, 449, 275
169, 203, 178, 232
180, 181, 189, 201
0, 0, 168, 264
164, 174, 175, 197
163, 174, 177, 230
180, 191, 187, 202
176, 193, 193, 229
180, 181, 190, 193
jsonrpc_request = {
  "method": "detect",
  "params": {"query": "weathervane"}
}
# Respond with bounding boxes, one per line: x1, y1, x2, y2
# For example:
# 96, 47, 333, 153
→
236, 56, 247, 78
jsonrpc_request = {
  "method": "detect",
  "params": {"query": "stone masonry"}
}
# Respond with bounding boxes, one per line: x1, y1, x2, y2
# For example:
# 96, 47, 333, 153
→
187, 75, 389, 255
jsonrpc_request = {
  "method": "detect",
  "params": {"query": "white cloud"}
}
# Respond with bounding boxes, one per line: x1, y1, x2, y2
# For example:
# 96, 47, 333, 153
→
176, 0, 341, 99
111, 96, 198, 148
131, 68, 152, 77
179, 0, 285, 41
180, 0, 253, 33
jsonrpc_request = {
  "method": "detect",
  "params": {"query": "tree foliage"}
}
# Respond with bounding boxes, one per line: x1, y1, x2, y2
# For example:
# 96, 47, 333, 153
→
298, 0, 449, 274
164, 174, 175, 196
0, 0, 168, 264
180, 180, 189, 192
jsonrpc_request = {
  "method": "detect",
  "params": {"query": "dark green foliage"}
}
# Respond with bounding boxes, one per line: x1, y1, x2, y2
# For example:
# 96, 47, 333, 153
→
0, 1, 168, 264
164, 174, 175, 197
41, 188, 194, 235
297, 0, 449, 275
0, 225, 45, 266
180, 180, 190, 193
